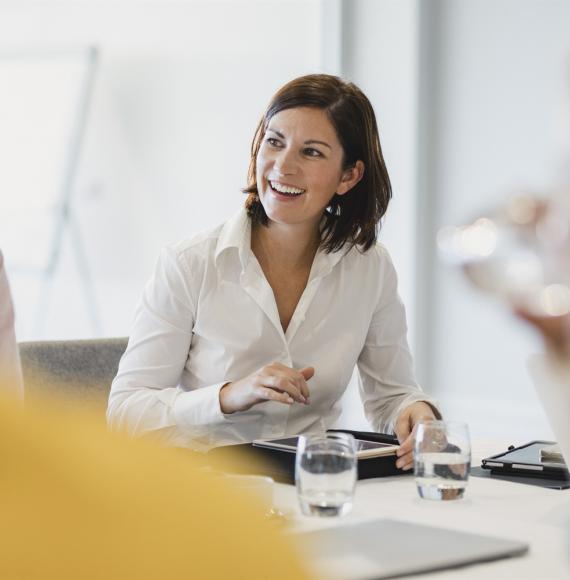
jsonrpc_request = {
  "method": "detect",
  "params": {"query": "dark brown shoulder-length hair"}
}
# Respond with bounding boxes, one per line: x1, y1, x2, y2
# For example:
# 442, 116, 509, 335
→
243, 74, 392, 253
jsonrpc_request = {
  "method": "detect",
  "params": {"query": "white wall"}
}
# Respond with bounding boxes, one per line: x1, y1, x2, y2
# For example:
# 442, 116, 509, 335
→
343, 0, 419, 342
1, 0, 323, 339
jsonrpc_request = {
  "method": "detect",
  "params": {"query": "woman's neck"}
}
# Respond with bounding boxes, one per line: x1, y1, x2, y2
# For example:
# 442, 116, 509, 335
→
251, 221, 320, 272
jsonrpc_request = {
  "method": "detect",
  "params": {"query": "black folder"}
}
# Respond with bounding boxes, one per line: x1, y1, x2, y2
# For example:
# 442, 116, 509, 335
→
208, 429, 408, 484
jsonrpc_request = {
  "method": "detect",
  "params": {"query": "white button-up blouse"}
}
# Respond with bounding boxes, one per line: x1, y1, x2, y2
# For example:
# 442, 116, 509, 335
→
107, 209, 438, 450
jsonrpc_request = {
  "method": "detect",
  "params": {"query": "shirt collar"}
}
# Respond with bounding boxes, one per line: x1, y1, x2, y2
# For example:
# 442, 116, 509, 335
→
214, 207, 349, 277
310, 243, 347, 280
214, 208, 252, 270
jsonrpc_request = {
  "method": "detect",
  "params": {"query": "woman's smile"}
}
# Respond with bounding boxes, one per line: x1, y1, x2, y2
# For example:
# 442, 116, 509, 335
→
268, 180, 306, 198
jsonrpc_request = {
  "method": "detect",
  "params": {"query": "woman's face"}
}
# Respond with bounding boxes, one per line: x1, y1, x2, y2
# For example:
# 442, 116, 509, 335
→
255, 107, 362, 231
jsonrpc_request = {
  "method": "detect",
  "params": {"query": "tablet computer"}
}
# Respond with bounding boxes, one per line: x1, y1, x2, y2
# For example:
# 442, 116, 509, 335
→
481, 440, 570, 479
252, 436, 398, 459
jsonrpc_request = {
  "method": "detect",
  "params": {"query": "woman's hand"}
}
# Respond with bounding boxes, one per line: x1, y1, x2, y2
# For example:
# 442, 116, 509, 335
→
219, 363, 314, 414
394, 401, 439, 471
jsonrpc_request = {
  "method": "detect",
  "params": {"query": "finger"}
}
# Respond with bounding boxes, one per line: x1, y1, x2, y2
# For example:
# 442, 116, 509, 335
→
297, 367, 314, 401
396, 431, 414, 457
296, 377, 310, 403
255, 386, 294, 405
396, 450, 414, 470
400, 459, 414, 471
266, 365, 313, 401
262, 373, 305, 403
278, 366, 312, 401
394, 413, 411, 446
286, 370, 308, 402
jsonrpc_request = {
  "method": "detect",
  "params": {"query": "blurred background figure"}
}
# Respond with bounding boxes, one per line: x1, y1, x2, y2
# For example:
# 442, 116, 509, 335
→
438, 191, 570, 463
0, 251, 24, 398
438, 194, 570, 320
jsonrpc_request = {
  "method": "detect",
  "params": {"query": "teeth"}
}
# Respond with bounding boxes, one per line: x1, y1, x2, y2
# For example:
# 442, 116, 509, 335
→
270, 181, 304, 195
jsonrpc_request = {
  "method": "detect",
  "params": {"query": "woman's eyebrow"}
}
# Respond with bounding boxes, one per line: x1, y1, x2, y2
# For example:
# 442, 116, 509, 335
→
304, 139, 332, 150
267, 128, 284, 138
266, 128, 332, 150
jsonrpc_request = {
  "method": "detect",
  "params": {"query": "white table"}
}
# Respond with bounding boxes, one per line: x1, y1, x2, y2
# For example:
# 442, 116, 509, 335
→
273, 440, 570, 579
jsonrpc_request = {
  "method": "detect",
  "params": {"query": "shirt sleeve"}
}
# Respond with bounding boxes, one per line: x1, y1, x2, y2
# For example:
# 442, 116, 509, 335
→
356, 246, 440, 434
107, 246, 228, 449
527, 353, 570, 467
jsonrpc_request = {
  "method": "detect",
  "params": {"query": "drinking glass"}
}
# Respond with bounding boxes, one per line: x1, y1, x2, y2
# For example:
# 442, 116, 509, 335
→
414, 421, 471, 501
295, 432, 357, 517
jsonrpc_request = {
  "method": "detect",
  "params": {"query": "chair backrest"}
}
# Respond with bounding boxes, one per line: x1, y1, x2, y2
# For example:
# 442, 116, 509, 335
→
19, 337, 128, 410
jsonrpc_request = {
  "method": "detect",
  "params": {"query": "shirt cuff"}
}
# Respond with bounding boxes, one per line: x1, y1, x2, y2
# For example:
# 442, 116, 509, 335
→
172, 383, 229, 431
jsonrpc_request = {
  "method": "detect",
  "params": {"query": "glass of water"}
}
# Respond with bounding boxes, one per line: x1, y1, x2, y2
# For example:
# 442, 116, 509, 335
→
295, 432, 357, 517
414, 421, 471, 501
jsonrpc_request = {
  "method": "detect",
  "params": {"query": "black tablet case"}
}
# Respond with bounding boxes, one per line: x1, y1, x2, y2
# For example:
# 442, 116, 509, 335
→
481, 440, 570, 481
209, 429, 407, 484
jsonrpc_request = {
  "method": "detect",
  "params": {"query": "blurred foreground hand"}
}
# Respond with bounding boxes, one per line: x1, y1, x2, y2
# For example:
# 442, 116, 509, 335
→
516, 309, 570, 359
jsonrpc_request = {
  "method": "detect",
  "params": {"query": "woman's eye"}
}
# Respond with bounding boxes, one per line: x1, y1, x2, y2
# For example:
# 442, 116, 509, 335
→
266, 137, 282, 147
304, 148, 323, 158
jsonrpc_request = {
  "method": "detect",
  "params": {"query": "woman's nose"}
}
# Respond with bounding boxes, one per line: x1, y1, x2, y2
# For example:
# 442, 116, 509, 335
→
273, 148, 298, 175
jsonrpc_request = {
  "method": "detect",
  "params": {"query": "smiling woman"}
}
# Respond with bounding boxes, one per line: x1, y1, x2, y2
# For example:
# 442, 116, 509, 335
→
244, 75, 390, 254
253, 107, 363, 237
107, 74, 440, 471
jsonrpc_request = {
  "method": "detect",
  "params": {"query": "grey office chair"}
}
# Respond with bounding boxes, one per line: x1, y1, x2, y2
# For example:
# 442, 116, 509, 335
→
19, 337, 128, 410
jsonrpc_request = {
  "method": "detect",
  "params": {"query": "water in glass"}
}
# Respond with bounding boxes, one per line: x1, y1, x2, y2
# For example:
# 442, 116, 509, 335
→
415, 452, 471, 500
296, 433, 356, 517
414, 421, 471, 501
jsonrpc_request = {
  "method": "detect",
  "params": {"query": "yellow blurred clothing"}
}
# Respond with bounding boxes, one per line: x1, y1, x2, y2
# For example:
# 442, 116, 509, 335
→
0, 391, 309, 580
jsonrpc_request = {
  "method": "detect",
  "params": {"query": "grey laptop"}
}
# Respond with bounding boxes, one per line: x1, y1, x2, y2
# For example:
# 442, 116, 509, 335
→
298, 518, 528, 579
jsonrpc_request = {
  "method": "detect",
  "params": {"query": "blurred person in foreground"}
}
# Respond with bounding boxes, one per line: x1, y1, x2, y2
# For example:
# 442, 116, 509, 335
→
0, 399, 309, 580
0, 251, 308, 580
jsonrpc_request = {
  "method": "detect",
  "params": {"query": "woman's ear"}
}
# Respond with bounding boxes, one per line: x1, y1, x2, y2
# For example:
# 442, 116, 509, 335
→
336, 160, 365, 196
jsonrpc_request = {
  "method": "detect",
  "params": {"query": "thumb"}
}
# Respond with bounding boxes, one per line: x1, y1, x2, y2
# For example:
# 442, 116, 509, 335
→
299, 366, 315, 380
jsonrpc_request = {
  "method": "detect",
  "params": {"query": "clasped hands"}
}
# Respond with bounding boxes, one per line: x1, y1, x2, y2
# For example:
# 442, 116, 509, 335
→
219, 362, 438, 471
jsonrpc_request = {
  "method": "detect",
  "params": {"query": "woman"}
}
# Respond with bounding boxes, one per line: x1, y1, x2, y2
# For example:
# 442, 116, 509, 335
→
108, 74, 439, 470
